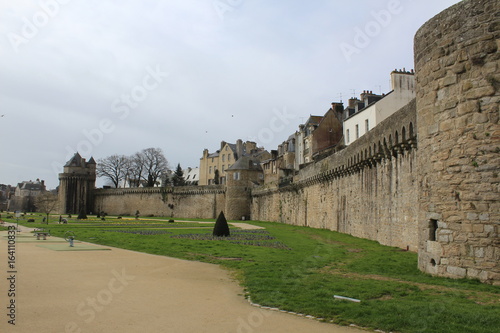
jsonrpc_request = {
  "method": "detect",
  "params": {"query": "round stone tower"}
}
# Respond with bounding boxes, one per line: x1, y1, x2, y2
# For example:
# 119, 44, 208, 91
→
224, 156, 263, 220
414, 0, 499, 284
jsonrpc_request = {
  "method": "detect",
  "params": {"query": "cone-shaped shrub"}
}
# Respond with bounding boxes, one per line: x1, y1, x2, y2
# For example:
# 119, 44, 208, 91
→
213, 211, 230, 237
77, 208, 87, 220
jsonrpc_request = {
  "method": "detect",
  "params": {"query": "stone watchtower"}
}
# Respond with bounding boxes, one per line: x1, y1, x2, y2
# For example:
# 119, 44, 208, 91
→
224, 156, 264, 220
415, 0, 499, 284
58, 153, 96, 215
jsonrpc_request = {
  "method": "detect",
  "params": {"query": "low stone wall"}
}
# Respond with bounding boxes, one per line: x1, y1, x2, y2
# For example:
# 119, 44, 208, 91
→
93, 186, 225, 219
252, 100, 419, 250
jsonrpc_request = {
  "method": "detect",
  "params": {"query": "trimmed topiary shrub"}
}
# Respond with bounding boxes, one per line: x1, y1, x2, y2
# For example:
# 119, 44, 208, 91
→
213, 211, 230, 237
77, 209, 87, 220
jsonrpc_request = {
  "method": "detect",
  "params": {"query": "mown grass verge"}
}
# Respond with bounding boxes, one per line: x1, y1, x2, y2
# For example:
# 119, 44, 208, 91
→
4, 214, 499, 333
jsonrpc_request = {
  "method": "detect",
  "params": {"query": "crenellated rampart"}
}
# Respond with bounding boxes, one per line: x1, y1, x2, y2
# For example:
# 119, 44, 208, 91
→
252, 99, 419, 250
93, 185, 225, 219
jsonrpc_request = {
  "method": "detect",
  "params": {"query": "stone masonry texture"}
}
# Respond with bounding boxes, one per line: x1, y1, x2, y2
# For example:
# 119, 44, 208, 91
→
415, 0, 499, 284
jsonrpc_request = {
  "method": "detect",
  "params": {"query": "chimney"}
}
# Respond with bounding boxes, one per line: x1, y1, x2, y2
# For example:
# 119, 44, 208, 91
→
236, 139, 243, 159
245, 141, 257, 154
348, 98, 358, 108
390, 69, 415, 91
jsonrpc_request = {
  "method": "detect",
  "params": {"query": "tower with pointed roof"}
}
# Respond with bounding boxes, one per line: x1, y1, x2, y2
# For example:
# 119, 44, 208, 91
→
58, 153, 96, 214
224, 156, 264, 220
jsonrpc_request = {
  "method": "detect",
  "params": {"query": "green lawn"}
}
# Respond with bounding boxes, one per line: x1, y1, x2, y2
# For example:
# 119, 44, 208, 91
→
4, 214, 499, 333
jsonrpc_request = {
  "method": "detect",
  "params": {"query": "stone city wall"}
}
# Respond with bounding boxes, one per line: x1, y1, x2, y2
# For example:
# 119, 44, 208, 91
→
252, 100, 419, 251
415, 0, 499, 284
93, 186, 225, 219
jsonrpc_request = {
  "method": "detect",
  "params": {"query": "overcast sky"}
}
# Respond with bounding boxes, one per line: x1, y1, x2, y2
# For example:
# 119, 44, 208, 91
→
0, 0, 459, 189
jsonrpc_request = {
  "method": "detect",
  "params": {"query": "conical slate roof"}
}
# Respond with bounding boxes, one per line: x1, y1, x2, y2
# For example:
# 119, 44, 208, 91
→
65, 153, 84, 167
227, 156, 262, 171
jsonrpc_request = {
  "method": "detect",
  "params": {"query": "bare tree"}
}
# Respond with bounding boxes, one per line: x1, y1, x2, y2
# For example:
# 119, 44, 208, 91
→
35, 192, 59, 224
140, 148, 169, 187
96, 155, 130, 188
127, 152, 146, 187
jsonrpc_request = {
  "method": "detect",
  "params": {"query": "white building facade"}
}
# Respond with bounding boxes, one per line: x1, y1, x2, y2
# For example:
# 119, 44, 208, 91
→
344, 69, 415, 145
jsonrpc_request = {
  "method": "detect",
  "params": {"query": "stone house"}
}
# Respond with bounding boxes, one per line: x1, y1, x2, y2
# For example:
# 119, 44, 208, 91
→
7, 179, 46, 212
295, 115, 323, 165
199, 139, 270, 185
262, 134, 296, 186
311, 103, 344, 158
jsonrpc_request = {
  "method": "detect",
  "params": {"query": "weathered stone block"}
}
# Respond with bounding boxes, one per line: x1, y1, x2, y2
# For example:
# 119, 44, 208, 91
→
439, 229, 453, 235
466, 86, 496, 100
439, 119, 455, 132
478, 270, 489, 281
467, 268, 480, 279
442, 75, 458, 87
426, 240, 442, 255
438, 235, 450, 243
473, 224, 484, 233
467, 212, 479, 220
447, 266, 467, 277
473, 112, 489, 124
452, 63, 466, 74
484, 224, 495, 233
479, 213, 490, 221
475, 247, 485, 258
458, 100, 479, 115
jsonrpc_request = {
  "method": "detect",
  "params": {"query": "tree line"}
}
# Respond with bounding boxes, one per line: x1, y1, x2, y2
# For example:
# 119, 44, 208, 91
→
96, 147, 185, 188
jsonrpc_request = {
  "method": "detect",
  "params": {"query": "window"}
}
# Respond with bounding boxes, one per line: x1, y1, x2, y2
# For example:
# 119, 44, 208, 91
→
222, 155, 225, 162
346, 129, 350, 143
365, 119, 369, 132
429, 219, 438, 241
222, 165, 225, 171
355, 124, 359, 139
233, 172, 240, 180
209, 166, 212, 174
228, 154, 231, 161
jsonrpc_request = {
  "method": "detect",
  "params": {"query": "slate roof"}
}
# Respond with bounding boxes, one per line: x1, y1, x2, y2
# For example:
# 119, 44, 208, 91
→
17, 181, 44, 191
227, 156, 262, 171
305, 115, 324, 127
65, 152, 84, 167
